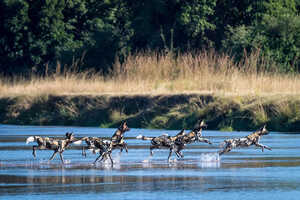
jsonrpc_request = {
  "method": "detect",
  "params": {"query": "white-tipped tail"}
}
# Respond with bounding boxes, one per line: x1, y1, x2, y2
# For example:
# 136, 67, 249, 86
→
136, 135, 143, 139
26, 136, 35, 144
88, 148, 100, 153
88, 148, 94, 153
73, 140, 82, 145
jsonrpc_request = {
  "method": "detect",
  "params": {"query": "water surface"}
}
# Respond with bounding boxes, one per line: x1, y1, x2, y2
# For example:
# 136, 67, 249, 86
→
1, 124, 300, 200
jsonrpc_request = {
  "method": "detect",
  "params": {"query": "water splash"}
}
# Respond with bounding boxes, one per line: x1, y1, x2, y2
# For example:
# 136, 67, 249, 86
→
113, 152, 122, 164
64, 160, 71, 164
200, 152, 220, 162
199, 153, 220, 168
142, 155, 153, 163
168, 158, 178, 163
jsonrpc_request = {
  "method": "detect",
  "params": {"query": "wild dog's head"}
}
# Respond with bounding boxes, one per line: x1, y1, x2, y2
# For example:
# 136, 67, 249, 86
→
193, 120, 207, 140
258, 125, 269, 136
119, 121, 130, 133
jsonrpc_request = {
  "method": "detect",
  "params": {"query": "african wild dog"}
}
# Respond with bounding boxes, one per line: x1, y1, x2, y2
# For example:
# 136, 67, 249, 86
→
80, 136, 112, 164
96, 121, 130, 165
218, 125, 271, 155
26, 132, 81, 163
175, 120, 212, 145
137, 120, 212, 161
174, 120, 212, 156
136, 129, 185, 161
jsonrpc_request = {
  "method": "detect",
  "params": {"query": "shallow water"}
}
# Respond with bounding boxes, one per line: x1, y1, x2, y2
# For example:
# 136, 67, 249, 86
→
1, 124, 300, 200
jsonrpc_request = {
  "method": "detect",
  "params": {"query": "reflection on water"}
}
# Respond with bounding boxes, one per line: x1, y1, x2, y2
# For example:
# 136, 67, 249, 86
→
1, 125, 300, 200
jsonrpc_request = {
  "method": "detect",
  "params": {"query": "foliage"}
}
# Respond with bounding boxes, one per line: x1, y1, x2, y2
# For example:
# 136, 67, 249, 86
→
222, 0, 300, 72
0, 0, 300, 75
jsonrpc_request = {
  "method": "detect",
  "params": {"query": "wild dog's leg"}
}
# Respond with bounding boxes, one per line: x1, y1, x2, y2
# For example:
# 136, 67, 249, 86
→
174, 146, 183, 158
174, 151, 182, 158
123, 143, 128, 153
255, 142, 272, 152
175, 150, 184, 158
100, 153, 108, 162
218, 143, 232, 155
167, 148, 174, 162
150, 145, 157, 156
94, 153, 103, 164
82, 146, 88, 157
32, 145, 38, 157
175, 145, 184, 158
59, 152, 64, 164
94, 149, 109, 164
108, 153, 114, 166
118, 143, 128, 154
49, 150, 58, 161
198, 137, 212, 145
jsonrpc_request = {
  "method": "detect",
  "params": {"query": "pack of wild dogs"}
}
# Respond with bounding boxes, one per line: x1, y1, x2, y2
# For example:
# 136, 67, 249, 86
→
26, 120, 272, 166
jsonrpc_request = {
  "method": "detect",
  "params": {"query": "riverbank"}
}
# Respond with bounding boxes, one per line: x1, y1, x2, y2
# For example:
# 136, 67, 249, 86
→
0, 94, 299, 132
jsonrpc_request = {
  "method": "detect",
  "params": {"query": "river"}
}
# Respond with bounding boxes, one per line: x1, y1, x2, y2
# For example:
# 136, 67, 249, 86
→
0, 124, 300, 200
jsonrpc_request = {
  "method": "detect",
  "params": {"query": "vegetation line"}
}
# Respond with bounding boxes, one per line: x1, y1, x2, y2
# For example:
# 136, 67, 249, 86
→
1, 51, 300, 97
0, 51, 299, 132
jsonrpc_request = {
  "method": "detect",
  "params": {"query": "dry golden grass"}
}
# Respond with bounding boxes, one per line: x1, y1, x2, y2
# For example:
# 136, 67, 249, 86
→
1, 50, 300, 98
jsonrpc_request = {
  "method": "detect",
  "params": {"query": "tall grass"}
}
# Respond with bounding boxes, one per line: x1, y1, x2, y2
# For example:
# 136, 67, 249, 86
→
1, 50, 300, 97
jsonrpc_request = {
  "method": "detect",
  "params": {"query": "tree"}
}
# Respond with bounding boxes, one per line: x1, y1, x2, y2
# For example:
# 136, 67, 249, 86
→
222, 0, 300, 72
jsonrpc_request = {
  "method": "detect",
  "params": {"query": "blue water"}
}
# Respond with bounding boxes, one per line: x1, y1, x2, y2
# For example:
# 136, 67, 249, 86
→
1, 124, 300, 200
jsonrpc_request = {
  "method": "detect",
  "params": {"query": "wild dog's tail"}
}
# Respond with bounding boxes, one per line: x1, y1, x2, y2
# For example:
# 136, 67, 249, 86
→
26, 136, 35, 144
73, 140, 83, 145
136, 135, 153, 140
88, 148, 100, 154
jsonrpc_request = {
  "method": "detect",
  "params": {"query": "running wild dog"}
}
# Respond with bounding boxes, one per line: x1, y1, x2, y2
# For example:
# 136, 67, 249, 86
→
136, 129, 185, 161
80, 136, 112, 164
136, 120, 212, 161
96, 121, 130, 165
218, 125, 271, 155
26, 132, 81, 163
174, 120, 212, 156
175, 120, 212, 145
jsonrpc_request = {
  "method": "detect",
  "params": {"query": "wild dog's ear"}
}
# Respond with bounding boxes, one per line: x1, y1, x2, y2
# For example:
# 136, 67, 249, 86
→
200, 120, 208, 128
120, 121, 130, 131
262, 125, 268, 132
119, 121, 125, 129
260, 125, 266, 131
194, 120, 207, 130
66, 132, 73, 138
178, 129, 185, 135
259, 125, 269, 134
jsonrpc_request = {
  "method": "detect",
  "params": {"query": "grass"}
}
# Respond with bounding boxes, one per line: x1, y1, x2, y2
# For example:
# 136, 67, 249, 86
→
1, 50, 300, 98
1, 50, 300, 131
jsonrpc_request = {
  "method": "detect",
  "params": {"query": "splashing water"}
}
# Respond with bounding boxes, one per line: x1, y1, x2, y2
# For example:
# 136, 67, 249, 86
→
113, 152, 122, 164
199, 153, 220, 168
64, 160, 71, 164
200, 152, 220, 162
142, 155, 153, 163
168, 158, 178, 163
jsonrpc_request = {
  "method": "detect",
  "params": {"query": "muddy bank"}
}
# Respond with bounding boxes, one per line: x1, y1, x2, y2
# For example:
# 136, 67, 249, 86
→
0, 94, 300, 132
